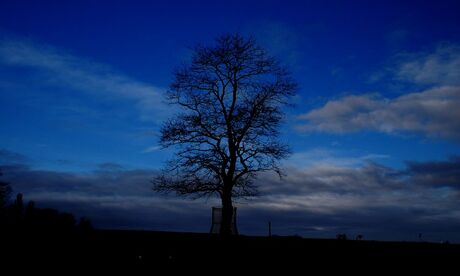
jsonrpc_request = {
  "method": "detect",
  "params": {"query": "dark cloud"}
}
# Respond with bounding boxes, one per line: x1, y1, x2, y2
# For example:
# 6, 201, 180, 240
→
238, 204, 460, 242
248, 158, 460, 241
406, 156, 460, 189
1, 150, 459, 242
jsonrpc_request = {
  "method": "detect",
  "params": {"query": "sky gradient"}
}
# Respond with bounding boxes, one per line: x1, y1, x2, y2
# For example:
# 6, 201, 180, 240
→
1, 0, 460, 242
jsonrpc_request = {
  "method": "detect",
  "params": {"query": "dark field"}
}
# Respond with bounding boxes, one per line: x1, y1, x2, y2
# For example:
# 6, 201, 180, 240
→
2, 229, 459, 271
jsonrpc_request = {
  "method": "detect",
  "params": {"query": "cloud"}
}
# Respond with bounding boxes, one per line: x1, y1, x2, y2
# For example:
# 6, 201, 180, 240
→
298, 44, 460, 142
297, 86, 460, 141
247, 158, 460, 240
269, 154, 460, 237
257, 162, 403, 200
406, 156, 460, 189
285, 148, 389, 169
265, 156, 460, 214
1, 149, 459, 241
397, 44, 460, 86
0, 37, 170, 121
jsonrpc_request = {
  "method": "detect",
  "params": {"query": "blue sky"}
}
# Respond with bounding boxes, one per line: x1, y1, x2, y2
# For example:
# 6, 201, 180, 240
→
1, 0, 460, 241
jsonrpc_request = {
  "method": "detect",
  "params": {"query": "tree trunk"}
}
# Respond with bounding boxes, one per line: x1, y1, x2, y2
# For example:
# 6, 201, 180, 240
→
220, 187, 233, 236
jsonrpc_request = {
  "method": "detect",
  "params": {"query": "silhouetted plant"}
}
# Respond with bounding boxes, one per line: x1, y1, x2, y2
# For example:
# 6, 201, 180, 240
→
24, 200, 36, 227
0, 170, 12, 210
12, 193, 24, 226
78, 217, 93, 232
153, 33, 297, 236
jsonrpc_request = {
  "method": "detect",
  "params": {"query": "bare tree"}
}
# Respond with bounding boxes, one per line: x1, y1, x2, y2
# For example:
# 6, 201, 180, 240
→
153, 34, 297, 235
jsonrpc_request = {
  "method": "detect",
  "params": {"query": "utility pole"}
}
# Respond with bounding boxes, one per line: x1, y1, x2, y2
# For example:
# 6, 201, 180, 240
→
268, 221, 272, 237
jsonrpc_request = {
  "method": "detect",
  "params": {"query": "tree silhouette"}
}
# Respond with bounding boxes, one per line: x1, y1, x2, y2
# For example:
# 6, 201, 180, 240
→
0, 170, 12, 227
153, 34, 297, 235
0, 170, 12, 210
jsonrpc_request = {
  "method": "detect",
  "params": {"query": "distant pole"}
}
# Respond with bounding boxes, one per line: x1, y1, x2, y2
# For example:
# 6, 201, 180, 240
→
268, 221, 272, 237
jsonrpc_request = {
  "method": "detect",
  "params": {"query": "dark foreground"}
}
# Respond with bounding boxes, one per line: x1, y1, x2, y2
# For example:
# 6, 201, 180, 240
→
2, 229, 459, 271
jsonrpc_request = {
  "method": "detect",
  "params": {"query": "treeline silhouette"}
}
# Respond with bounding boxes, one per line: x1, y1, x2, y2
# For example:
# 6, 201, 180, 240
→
0, 193, 92, 232
1, 186, 96, 267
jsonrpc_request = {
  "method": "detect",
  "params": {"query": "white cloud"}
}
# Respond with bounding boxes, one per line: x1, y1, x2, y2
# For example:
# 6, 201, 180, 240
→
0, 37, 170, 121
297, 86, 460, 141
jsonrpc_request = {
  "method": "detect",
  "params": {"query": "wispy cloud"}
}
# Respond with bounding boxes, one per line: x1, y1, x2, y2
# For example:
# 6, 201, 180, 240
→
0, 37, 170, 121
396, 44, 460, 86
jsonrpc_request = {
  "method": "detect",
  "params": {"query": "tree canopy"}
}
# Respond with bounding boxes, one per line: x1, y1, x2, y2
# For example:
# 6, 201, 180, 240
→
153, 34, 297, 234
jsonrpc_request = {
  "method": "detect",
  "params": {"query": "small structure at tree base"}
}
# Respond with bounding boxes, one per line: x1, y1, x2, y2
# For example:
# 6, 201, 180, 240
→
209, 207, 238, 235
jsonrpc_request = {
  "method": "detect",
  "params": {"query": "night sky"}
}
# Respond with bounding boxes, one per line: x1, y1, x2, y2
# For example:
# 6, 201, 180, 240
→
1, 0, 460, 242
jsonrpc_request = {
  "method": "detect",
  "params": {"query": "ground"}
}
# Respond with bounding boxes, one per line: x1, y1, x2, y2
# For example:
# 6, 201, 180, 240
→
2, 229, 458, 271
